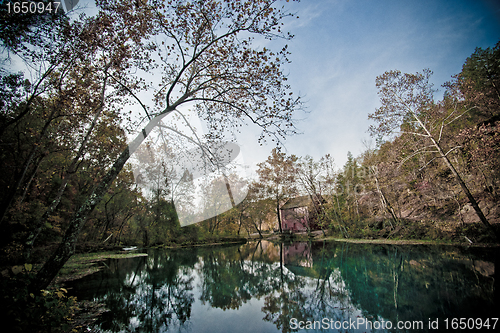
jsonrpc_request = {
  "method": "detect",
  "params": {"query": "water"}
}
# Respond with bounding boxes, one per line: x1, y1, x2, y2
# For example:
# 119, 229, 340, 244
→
65, 241, 498, 332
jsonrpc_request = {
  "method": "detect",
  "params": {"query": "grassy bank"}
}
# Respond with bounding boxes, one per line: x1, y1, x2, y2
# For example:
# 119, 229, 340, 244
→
55, 251, 148, 284
54, 237, 247, 283
316, 219, 500, 245
51, 222, 498, 286
155, 236, 247, 249
319, 237, 500, 247
245, 220, 500, 247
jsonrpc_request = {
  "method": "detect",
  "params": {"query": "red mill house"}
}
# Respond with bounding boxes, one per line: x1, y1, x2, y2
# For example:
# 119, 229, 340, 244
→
280, 195, 324, 232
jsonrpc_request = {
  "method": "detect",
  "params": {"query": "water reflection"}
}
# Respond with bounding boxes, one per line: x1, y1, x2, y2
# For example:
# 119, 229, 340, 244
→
66, 241, 497, 332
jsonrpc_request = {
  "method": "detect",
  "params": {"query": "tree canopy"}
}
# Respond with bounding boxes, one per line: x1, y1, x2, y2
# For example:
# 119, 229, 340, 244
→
0, 0, 304, 291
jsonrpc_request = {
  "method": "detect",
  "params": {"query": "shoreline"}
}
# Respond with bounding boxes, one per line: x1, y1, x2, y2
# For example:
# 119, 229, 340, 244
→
60, 235, 497, 332
55, 252, 148, 284
317, 237, 500, 248
57, 233, 499, 285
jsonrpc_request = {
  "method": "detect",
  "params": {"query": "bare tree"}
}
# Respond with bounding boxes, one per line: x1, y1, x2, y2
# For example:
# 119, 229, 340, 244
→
31, 0, 303, 291
369, 69, 498, 241
256, 147, 298, 233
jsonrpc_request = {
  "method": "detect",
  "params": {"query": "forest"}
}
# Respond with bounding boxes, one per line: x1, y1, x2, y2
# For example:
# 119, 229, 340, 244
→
3, 41, 498, 267
0, 1, 499, 331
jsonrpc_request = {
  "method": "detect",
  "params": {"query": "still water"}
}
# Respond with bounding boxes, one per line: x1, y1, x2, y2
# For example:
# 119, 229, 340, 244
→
66, 241, 498, 332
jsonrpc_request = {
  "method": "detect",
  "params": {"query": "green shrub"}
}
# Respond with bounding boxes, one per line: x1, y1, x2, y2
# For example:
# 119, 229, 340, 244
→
0, 264, 78, 332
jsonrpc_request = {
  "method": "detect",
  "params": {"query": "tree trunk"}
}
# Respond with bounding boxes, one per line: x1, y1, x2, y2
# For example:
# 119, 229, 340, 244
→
24, 179, 68, 261
0, 102, 61, 226
434, 139, 499, 241
412, 112, 499, 241
254, 220, 263, 238
143, 229, 149, 247
0, 146, 39, 226
18, 155, 44, 205
24, 71, 110, 260
30, 111, 171, 292
334, 195, 349, 238
276, 199, 283, 233
237, 211, 243, 236
372, 169, 398, 228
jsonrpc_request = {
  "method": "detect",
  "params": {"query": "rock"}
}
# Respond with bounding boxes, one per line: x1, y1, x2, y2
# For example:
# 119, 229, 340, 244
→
472, 260, 494, 277
460, 203, 472, 215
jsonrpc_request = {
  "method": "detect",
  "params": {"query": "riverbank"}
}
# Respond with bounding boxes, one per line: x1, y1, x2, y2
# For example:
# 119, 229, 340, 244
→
55, 251, 148, 284
58, 231, 497, 333
154, 237, 247, 249
57, 230, 497, 286
54, 219, 498, 283
54, 251, 147, 333
247, 227, 500, 247
319, 237, 500, 247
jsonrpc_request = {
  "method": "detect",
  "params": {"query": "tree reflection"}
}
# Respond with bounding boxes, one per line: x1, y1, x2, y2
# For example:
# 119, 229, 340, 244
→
78, 250, 197, 332
198, 243, 276, 310
325, 243, 496, 324
260, 243, 311, 333
262, 242, 355, 333
262, 241, 496, 332
67, 241, 496, 333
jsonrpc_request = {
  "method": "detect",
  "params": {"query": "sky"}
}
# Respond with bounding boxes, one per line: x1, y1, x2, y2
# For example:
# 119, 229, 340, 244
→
233, 0, 500, 175
2, 0, 499, 221
6, 0, 500, 178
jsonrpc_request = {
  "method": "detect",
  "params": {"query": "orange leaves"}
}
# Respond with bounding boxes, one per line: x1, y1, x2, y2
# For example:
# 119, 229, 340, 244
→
2, 0, 301, 247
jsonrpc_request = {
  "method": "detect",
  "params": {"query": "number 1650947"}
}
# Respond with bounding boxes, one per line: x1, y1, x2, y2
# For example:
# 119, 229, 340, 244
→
5, 2, 61, 14
443, 318, 498, 330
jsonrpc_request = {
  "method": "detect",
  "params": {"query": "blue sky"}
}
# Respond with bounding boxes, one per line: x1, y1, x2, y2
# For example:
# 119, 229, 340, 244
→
9, 0, 498, 176
236, 0, 500, 173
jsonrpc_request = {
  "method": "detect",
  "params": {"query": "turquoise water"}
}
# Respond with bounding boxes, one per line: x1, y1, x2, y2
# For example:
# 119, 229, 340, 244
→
65, 241, 498, 332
